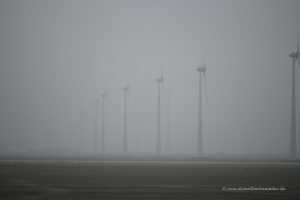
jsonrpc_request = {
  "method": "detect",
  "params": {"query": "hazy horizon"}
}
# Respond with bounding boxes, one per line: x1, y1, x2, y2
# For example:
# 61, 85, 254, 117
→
0, 0, 299, 156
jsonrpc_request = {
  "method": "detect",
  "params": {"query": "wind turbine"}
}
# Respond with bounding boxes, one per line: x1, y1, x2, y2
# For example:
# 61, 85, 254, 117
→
94, 98, 100, 153
289, 22, 300, 160
156, 68, 164, 155
101, 92, 107, 153
123, 83, 130, 153
196, 64, 207, 157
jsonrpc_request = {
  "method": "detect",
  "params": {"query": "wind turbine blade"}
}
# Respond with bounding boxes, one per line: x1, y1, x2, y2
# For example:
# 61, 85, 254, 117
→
161, 65, 164, 80
161, 80, 165, 97
297, 18, 299, 53
203, 72, 206, 89
161, 65, 165, 96
127, 81, 130, 97
203, 71, 207, 103
128, 86, 130, 98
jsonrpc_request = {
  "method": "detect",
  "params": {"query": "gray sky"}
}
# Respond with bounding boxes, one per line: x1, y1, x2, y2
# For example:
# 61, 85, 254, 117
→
0, 0, 299, 155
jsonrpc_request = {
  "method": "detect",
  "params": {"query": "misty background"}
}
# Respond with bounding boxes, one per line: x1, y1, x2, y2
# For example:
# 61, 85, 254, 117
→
0, 0, 299, 156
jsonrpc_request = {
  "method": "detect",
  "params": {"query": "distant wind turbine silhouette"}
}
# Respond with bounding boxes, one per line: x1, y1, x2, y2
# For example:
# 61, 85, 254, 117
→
123, 83, 130, 153
156, 68, 164, 155
196, 64, 207, 157
289, 22, 300, 160
101, 92, 107, 153
94, 98, 100, 153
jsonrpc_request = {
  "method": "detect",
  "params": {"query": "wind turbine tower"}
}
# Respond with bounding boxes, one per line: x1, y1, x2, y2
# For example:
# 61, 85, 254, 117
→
101, 92, 107, 153
123, 83, 130, 153
156, 70, 164, 155
289, 23, 300, 160
94, 98, 100, 153
196, 64, 207, 157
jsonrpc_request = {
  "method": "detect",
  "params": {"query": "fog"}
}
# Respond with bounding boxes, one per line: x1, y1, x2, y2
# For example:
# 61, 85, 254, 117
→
0, 0, 299, 157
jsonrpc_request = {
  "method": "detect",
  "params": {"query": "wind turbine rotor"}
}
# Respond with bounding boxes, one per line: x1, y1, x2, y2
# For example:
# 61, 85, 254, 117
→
202, 64, 207, 103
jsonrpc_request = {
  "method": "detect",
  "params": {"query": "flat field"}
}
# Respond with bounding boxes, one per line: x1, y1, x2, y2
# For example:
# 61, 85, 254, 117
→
0, 155, 299, 199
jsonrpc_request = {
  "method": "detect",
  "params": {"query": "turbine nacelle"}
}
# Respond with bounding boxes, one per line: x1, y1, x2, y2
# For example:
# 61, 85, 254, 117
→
156, 66, 165, 84
123, 85, 130, 91
156, 76, 164, 84
197, 65, 207, 73
101, 92, 107, 98
289, 51, 300, 60
197, 64, 207, 87
289, 51, 300, 68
